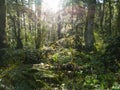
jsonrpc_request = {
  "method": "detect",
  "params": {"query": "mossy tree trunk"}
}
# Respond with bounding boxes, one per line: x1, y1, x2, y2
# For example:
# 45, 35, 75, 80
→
117, 0, 120, 35
35, 0, 42, 49
57, 14, 62, 39
0, 0, 8, 49
15, 0, 23, 49
108, 0, 112, 35
84, 0, 96, 52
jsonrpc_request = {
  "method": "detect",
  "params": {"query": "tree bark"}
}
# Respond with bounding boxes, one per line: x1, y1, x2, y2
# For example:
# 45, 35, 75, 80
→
117, 0, 120, 35
35, 1, 42, 49
84, 0, 96, 51
100, 0, 105, 35
57, 15, 62, 39
108, 0, 112, 35
0, 0, 8, 49
15, 0, 23, 49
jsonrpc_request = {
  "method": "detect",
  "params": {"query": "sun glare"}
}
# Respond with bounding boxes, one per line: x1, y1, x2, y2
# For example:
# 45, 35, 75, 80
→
42, 0, 61, 13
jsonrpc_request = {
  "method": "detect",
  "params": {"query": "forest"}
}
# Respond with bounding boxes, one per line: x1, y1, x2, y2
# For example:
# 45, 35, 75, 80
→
0, 0, 120, 90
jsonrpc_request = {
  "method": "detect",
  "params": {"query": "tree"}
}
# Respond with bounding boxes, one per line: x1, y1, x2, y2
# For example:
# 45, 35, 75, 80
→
16, 0, 23, 49
0, 0, 8, 49
99, 0, 105, 35
84, 0, 96, 51
57, 14, 62, 39
11, 0, 23, 49
108, 0, 112, 35
35, 0, 42, 49
117, 0, 120, 35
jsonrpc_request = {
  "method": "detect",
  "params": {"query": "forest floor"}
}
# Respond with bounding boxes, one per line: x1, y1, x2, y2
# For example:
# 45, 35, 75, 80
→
0, 44, 120, 90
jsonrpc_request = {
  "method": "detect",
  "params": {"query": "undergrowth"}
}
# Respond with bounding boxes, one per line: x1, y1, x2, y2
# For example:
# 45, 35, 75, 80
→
0, 36, 120, 90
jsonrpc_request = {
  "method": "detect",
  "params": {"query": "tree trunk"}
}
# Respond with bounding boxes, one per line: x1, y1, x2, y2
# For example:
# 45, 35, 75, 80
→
16, 1, 23, 49
21, 0, 28, 44
13, 0, 23, 49
108, 0, 112, 35
57, 15, 62, 39
0, 0, 8, 49
117, 0, 120, 35
23, 13, 28, 44
84, 0, 96, 51
35, 1, 42, 49
100, 0, 105, 35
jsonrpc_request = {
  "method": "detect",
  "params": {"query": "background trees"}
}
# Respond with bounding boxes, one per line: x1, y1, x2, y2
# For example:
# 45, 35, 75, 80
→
1, 0, 120, 50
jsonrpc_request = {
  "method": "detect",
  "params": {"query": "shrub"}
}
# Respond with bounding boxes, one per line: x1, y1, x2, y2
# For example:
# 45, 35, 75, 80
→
102, 35, 120, 72
1, 48, 42, 65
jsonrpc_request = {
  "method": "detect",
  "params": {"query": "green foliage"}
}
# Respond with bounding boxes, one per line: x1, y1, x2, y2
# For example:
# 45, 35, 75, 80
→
51, 48, 77, 64
84, 75, 99, 89
1, 49, 24, 65
1, 48, 42, 65
23, 48, 42, 64
1, 42, 120, 90
0, 64, 60, 90
0, 47, 120, 90
52, 53, 59, 62
112, 82, 120, 90
94, 32, 105, 52
105, 35, 120, 59
101, 35, 120, 72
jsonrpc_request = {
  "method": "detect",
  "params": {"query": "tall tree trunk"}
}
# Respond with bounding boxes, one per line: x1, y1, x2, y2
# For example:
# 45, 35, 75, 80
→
100, 0, 105, 35
84, 0, 96, 51
15, 0, 23, 49
0, 0, 8, 61
0, 0, 8, 49
22, 0, 27, 44
108, 0, 112, 35
23, 13, 28, 44
16, 12, 23, 49
117, 0, 120, 35
35, 0, 42, 49
57, 14, 62, 39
